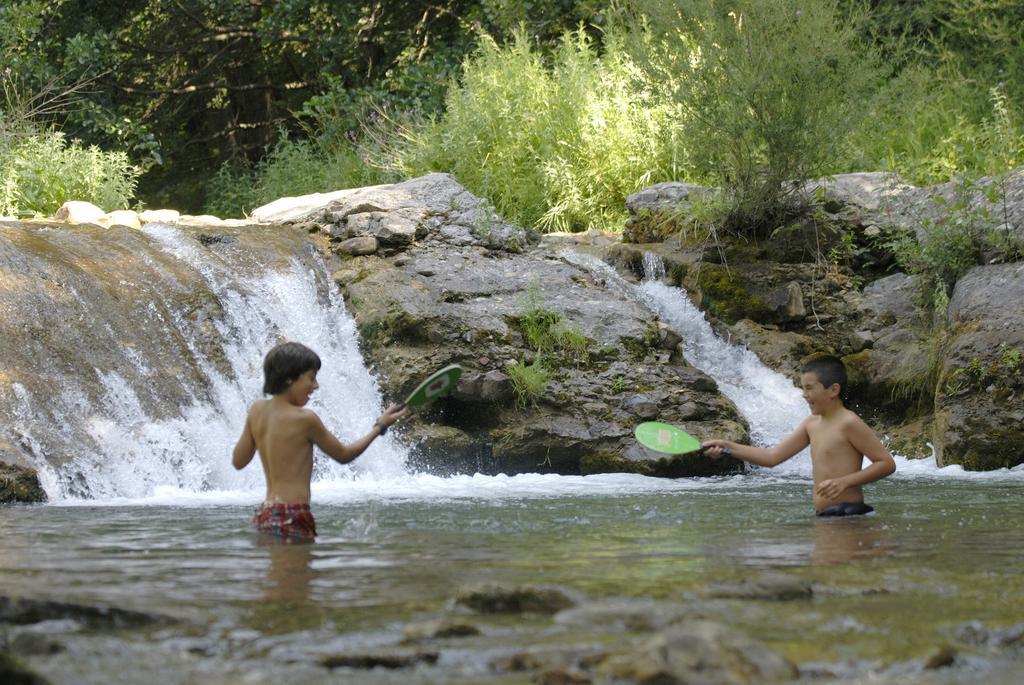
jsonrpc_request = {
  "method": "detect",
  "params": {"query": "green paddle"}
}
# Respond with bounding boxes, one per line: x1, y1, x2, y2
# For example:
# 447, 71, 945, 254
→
404, 364, 463, 408
634, 421, 702, 455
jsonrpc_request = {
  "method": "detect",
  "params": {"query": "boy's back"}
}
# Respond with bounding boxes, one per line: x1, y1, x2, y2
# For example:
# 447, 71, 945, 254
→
247, 397, 316, 505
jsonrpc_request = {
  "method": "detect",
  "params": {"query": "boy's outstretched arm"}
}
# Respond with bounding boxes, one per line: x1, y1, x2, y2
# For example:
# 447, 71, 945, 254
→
309, 403, 408, 465
815, 418, 896, 500
232, 414, 257, 470
703, 419, 810, 467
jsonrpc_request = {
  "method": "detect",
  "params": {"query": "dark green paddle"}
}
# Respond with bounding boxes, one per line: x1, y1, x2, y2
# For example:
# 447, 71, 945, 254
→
634, 421, 702, 455
404, 364, 463, 408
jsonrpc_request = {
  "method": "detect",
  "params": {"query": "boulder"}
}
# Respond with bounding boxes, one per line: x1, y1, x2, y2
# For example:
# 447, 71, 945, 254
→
0, 464, 46, 504
138, 209, 181, 223
934, 263, 1024, 469
104, 210, 141, 228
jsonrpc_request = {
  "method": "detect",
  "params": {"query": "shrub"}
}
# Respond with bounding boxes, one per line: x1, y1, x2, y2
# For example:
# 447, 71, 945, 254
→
507, 360, 551, 408
638, 0, 881, 235
0, 130, 138, 216
383, 26, 681, 232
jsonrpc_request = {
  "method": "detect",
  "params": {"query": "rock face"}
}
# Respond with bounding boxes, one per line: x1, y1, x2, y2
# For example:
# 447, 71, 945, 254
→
934, 263, 1024, 469
254, 173, 748, 477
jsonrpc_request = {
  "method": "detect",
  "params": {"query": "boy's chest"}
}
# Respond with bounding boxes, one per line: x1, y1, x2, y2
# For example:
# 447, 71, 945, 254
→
806, 422, 859, 464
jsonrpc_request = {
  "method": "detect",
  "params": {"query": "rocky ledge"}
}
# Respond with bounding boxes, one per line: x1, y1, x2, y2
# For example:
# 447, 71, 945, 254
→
251, 173, 748, 477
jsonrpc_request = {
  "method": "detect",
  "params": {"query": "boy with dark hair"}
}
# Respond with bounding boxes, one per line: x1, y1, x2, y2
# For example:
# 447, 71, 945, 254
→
703, 355, 896, 516
232, 341, 406, 539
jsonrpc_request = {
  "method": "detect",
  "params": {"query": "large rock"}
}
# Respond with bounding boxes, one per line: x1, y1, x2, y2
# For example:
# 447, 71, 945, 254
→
252, 174, 749, 476
0, 464, 46, 504
933, 263, 1024, 469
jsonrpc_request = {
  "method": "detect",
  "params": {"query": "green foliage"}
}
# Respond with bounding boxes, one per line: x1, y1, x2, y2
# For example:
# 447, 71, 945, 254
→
889, 176, 1021, 305
0, 131, 138, 216
515, 279, 593, 366
849, 66, 1024, 184
507, 360, 552, 408
639, 0, 881, 234
385, 26, 681, 231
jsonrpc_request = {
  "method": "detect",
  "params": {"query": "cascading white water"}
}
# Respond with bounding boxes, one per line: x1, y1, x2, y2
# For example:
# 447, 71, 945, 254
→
14, 224, 406, 502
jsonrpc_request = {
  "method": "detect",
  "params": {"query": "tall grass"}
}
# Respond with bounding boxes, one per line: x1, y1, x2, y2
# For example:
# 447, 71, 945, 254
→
377, 27, 682, 232
848, 64, 1024, 184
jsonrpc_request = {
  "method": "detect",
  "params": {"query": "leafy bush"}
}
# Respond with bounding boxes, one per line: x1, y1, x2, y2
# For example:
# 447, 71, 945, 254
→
0, 130, 138, 216
638, 0, 881, 234
383, 26, 681, 232
890, 176, 1022, 307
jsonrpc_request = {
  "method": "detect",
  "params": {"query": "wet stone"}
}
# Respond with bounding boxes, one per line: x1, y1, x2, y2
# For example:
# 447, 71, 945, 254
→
320, 650, 439, 669
0, 596, 172, 630
402, 618, 481, 641
455, 584, 578, 615
923, 644, 956, 669
0, 650, 50, 684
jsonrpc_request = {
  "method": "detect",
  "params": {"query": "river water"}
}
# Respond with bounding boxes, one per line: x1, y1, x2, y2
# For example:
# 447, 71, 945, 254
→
2, 225, 1023, 683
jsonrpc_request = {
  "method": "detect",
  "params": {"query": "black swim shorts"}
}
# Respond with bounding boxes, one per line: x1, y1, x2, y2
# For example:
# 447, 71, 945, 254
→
816, 502, 875, 517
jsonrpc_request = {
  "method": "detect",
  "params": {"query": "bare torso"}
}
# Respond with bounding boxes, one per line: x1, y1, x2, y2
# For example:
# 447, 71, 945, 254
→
805, 409, 865, 510
247, 397, 315, 505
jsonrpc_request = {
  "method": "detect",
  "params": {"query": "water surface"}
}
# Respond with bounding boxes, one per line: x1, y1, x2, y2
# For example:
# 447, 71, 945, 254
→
4, 473, 1023, 684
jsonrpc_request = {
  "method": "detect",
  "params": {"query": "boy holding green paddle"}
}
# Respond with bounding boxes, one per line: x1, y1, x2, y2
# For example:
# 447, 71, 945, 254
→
703, 356, 896, 516
232, 341, 407, 540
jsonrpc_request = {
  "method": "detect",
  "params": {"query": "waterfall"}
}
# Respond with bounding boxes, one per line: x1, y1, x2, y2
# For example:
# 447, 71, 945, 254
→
560, 249, 812, 474
1, 222, 406, 501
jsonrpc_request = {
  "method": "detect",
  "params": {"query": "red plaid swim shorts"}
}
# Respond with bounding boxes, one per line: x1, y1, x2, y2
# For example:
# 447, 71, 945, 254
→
253, 502, 317, 540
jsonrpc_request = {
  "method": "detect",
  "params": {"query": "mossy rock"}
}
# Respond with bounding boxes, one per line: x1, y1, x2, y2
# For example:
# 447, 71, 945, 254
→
0, 465, 46, 504
580, 452, 652, 476
691, 264, 772, 325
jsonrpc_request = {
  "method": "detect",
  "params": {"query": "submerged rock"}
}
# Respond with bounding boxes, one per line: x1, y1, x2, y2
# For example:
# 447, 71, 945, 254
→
401, 618, 480, 642
0, 596, 172, 630
0, 650, 50, 685
320, 650, 439, 669
595, 619, 798, 684
455, 584, 578, 615
0, 465, 46, 504
704, 573, 814, 601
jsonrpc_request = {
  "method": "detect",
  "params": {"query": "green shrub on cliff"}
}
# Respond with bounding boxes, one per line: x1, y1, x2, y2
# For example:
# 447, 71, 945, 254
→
205, 133, 393, 218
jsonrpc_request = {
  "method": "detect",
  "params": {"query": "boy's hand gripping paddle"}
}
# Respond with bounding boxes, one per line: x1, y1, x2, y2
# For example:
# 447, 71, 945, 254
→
634, 421, 702, 455
404, 364, 463, 408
